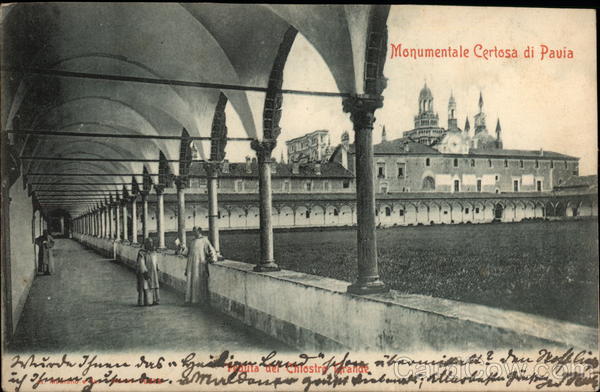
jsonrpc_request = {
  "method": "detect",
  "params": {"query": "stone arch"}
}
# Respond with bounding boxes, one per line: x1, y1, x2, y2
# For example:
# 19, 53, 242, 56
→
279, 206, 294, 227
339, 205, 353, 226
422, 176, 435, 191
493, 203, 504, 221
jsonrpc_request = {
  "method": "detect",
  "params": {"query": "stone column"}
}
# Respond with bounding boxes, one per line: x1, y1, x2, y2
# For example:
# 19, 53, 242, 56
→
141, 192, 149, 242
131, 196, 138, 244
206, 163, 222, 257
122, 201, 128, 242
343, 95, 388, 294
156, 187, 165, 249
115, 201, 121, 240
251, 140, 279, 272
108, 203, 113, 238
100, 207, 106, 237
176, 179, 187, 248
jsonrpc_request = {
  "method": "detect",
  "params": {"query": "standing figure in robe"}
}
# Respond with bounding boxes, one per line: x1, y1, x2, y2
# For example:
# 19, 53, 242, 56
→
35, 230, 55, 275
136, 239, 150, 306
145, 238, 161, 305
185, 227, 217, 306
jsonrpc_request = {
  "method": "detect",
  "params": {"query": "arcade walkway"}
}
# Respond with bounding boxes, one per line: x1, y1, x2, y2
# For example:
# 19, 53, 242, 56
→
8, 239, 289, 353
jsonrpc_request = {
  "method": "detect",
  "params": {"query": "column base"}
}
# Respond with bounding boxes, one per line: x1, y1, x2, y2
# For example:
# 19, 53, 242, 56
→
347, 278, 389, 295
253, 261, 280, 272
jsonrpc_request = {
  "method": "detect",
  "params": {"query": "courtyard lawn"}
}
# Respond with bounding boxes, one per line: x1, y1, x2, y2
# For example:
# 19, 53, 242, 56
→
155, 219, 598, 327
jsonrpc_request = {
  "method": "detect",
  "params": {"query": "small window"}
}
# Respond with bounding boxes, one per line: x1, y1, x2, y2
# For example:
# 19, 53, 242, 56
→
453, 158, 458, 167
377, 163, 386, 178
385, 207, 391, 216
398, 167, 404, 178
333, 208, 339, 216
504, 159, 508, 168
470, 159, 475, 167
323, 181, 330, 191
535, 160, 539, 168
477, 179, 482, 192
488, 159, 493, 168
399, 209, 405, 217
536, 180, 542, 192
305, 181, 312, 191
305, 210, 311, 219
453, 179, 460, 192
564, 161, 568, 168
425, 158, 430, 167
550, 160, 554, 168
495, 175, 499, 181
343, 180, 350, 189
475, 207, 480, 214
513, 180, 519, 192
519, 160, 524, 168
465, 208, 470, 214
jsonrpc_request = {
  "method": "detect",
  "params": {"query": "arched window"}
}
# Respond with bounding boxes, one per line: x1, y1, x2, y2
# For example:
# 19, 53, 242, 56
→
422, 176, 435, 191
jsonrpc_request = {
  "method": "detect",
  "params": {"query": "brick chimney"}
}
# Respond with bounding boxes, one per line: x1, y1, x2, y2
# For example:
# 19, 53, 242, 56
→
245, 156, 252, 174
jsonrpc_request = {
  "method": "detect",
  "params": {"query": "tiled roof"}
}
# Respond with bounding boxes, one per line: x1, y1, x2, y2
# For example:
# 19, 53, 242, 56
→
555, 175, 598, 189
189, 161, 354, 179
469, 148, 577, 159
346, 139, 440, 155
342, 137, 577, 159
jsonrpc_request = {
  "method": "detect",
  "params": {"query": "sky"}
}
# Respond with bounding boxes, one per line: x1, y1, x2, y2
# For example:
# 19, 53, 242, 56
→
224, 5, 597, 175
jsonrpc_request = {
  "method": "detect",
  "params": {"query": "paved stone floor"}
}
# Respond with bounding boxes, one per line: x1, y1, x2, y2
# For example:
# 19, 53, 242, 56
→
8, 239, 289, 353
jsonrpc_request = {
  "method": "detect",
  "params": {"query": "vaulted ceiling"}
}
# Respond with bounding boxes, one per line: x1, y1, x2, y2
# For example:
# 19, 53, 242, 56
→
1, 3, 389, 217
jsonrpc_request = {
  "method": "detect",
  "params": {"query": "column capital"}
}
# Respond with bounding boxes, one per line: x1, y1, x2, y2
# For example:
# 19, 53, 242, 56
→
205, 162, 221, 178
251, 139, 276, 161
175, 176, 187, 190
154, 185, 165, 195
342, 94, 384, 130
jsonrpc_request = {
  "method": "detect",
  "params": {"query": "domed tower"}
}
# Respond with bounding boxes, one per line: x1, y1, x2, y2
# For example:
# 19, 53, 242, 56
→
448, 90, 458, 131
414, 82, 439, 129
419, 82, 433, 114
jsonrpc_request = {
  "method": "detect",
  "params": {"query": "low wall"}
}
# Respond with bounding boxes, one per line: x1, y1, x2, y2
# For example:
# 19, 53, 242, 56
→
74, 233, 597, 352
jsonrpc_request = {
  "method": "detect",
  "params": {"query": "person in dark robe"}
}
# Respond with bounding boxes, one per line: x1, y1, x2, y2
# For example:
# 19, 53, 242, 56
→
35, 230, 55, 275
185, 227, 217, 306
136, 239, 150, 306
145, 238, 160, 305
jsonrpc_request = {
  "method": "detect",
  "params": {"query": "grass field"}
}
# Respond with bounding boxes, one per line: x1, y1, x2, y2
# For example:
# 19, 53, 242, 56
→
156, 219, 599, 327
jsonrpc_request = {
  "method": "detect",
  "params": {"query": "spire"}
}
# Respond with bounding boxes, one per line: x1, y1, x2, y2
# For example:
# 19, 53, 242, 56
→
381, 125, 387, 142
495, 118, 503, 149
280, 150, 285, 164
447, 89, 457, 130
464, 117, 470, 134
478, 91, 484, 112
